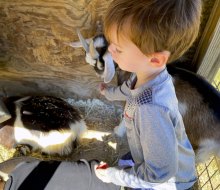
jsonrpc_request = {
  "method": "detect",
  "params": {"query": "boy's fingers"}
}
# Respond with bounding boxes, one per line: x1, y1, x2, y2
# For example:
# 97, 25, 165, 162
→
96, 162, 109, 169
98, 83, 106, 95
99, 83, 105, 91
94, 165, 111, 183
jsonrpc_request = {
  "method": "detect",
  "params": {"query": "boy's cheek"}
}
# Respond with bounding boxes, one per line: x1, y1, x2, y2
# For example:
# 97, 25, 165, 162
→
113, 56, 120, 65
110, 52, 118, 61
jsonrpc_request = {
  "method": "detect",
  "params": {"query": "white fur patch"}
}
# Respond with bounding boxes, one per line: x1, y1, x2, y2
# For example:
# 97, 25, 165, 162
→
69, 120, 87, 139
15, 96, 31, 103
196, 139, 220, 163
93, 36, 106, 48
114, 119, 126, 137
14, 126, 75, 155
97, 61, 104, 70
0, 171, 9, 181
178, 102, 188, 117
81, 130, 111, 141
85, 53, 96, 66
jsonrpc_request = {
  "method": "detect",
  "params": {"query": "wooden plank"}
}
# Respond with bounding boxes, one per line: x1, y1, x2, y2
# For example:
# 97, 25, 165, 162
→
0, 0, 113, 98
193, 0, 220, 81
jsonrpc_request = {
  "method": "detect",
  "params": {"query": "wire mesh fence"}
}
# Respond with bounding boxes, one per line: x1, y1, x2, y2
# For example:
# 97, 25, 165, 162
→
212, 68, 220, 90
195, 69, 220, 190
196, 157, 220, 190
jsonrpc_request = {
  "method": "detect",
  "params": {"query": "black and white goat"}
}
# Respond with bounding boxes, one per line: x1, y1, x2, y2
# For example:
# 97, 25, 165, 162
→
0, 96, 87, 156
68, 30, 220, 163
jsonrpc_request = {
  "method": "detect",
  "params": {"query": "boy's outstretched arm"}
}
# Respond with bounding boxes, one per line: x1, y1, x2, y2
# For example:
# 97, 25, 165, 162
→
94, 164, 160, 189
99, 82, 129, 101
99, 73, 136, 101
94, 163, 177, 189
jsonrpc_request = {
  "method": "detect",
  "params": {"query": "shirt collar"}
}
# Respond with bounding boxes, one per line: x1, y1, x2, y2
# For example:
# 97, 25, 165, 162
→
129, 68, 170, 97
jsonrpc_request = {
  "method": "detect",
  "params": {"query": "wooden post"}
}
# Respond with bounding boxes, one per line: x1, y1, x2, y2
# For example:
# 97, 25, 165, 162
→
193, 0, 220, 82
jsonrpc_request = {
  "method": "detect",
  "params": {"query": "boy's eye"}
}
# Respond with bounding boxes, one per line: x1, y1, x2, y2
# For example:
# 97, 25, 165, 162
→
116, 48, 122, 53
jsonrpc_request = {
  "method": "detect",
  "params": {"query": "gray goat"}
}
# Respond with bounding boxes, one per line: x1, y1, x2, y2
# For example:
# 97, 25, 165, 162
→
68, 30, 220, 164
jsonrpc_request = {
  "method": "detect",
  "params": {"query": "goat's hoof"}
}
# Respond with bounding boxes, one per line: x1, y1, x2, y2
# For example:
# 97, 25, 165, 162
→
0, 171, 9, 182
15, 144, 32, 156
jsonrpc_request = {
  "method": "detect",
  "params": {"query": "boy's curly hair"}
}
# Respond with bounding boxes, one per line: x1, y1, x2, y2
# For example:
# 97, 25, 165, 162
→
104, 0, 202, 63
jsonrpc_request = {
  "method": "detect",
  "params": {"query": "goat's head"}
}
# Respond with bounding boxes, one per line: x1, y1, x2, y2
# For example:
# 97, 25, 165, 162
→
67, 30, 116, 83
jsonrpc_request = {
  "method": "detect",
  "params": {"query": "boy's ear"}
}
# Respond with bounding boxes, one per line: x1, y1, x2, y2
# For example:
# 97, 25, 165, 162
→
149, 51, 170, 67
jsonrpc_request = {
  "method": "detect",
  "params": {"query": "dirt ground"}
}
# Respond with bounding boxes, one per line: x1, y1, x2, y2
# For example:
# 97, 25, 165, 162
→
0, 98, 129, 166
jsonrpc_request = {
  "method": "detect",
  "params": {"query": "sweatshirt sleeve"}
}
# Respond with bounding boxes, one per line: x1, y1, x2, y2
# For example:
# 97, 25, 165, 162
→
133, 105, 178, 181
103, 81, 130, 101
103, 73, 136, 101
107, 104, 178, 188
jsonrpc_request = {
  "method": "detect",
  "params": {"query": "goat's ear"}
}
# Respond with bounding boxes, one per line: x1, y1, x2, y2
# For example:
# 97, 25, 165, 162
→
64, 39, 92, 48
64, 29, 92, 51
89, 40, 99, 59
103, 51, 115, 83
76, 29, 90, 53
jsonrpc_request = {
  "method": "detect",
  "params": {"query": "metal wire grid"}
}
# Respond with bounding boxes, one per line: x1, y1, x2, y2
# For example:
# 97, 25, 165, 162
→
195, 71, 220, 190
213, 81, 220, 90
212, 68, 220, 90
196, 157, 220, 190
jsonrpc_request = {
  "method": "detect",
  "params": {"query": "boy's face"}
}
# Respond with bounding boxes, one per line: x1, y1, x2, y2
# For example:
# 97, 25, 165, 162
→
107, 24, 151, 73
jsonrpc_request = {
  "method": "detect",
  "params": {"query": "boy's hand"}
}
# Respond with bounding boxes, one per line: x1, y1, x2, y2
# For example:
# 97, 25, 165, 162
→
94, 163, 126, 187
96, 162, 109, 169
94, 162, 111, 183
99, 83, 107, 95
94, 162, 125, 187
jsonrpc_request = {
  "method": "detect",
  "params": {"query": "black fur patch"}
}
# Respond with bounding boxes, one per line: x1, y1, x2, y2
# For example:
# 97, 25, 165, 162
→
167, 65, 220, 121
93, 34, 108, 74
4, 96, 82, 132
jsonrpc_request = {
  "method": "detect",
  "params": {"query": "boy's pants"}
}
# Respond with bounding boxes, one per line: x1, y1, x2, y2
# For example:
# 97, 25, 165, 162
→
3, 159, 120, 190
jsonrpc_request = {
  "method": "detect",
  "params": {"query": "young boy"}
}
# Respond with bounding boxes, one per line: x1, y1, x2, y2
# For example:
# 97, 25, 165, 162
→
94, 0, 202, 189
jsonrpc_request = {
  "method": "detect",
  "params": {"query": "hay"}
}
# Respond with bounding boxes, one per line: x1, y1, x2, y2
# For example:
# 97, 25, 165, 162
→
66, 98, 129, 165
